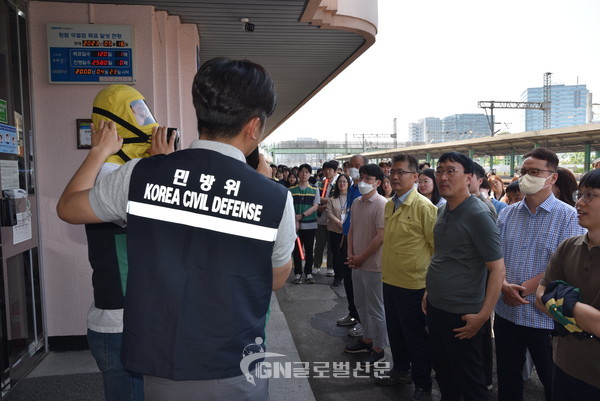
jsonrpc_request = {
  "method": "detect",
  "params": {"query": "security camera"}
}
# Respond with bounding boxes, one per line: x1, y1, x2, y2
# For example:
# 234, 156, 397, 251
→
241, 18, 255, 32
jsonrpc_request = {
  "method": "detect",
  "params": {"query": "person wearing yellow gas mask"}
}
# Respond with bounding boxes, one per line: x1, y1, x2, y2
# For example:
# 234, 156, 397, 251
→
86, 85, 175, 401
92, 84, 176, 165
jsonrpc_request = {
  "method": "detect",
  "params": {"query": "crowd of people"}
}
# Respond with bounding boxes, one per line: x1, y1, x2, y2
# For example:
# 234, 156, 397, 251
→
270, 151, 600, 401
56, 55, 599, 401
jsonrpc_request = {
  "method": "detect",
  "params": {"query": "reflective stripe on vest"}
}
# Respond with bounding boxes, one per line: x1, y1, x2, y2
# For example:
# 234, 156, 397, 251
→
127, 200, 278, 242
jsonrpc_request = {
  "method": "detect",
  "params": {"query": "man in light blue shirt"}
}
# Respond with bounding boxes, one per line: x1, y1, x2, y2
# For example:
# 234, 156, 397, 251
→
494, 148, 585, 401
336, 154, 367, 336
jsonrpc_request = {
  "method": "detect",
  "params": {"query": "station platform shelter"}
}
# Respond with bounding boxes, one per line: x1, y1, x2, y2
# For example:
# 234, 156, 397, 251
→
337, 123, 600, 175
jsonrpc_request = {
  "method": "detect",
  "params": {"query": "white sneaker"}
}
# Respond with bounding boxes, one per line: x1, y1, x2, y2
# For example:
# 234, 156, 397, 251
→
336, 314, 358, 326
326, 269, 335, 277
293, 274, 302, 284
348, 323, 364, 337
312, 268, 320, 275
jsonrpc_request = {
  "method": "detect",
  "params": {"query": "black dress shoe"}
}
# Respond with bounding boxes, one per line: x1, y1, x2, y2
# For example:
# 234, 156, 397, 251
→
374, 370, 412, 386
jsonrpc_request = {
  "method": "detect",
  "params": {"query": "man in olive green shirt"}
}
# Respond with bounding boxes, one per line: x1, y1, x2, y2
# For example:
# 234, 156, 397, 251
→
375, 154, 436, 401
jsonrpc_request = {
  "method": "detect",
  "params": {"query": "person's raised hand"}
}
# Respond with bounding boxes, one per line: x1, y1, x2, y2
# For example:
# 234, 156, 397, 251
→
148, 126, 175, 156
91, 120, 123, 158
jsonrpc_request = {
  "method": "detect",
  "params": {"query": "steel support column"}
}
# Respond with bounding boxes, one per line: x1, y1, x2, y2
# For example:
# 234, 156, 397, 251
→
510, 149, 515, 177
585, 143, 591, 172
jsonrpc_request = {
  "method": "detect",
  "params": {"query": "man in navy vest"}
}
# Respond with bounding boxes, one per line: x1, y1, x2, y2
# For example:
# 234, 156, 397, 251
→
57, 57, 295, 401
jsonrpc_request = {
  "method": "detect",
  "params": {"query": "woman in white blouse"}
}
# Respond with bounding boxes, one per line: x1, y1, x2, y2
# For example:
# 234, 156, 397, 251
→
326, 174, 350, 287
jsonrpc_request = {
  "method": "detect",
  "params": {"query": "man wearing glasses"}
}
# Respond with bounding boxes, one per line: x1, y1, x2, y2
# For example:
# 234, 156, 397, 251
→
423, 151, 505, 401
494, 148, 585, 401
536, 168, 600, 400
375, 154, 437, 401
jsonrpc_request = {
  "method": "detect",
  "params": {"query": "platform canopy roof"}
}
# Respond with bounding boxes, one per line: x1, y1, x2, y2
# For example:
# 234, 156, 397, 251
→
337, 123, 600, 161
36, 0, 377, 137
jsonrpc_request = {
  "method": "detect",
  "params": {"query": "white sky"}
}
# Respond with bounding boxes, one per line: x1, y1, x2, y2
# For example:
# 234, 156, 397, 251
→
267, 0, 600, 144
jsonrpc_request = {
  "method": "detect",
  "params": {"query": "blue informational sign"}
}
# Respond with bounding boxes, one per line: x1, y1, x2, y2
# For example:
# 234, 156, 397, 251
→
47, 24, 134, 84
0, 124, 18, 155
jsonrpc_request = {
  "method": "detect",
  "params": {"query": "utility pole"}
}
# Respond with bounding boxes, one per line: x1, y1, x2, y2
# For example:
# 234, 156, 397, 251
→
353, 133, 392, 152
345, 133, 348, 154
478, 101, 549, 136
478, 72, 553, 135
543, 72, 552, 129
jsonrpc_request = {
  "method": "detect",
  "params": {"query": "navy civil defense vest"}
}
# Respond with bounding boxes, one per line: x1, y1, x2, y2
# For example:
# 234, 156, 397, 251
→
122, 148, 288, 380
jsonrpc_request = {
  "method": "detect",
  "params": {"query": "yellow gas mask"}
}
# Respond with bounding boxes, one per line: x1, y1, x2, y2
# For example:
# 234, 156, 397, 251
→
92, 85, 158, 165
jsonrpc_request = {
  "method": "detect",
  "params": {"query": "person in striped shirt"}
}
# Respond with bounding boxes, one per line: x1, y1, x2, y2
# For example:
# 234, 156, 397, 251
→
289, 163, 320, 284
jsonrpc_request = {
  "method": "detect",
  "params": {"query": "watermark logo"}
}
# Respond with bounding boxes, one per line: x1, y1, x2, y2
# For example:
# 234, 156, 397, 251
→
240, 337, 285, 386
240, 337, 391, 385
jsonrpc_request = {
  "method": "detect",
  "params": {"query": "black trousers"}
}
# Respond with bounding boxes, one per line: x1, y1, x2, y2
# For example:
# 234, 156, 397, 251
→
338, 235, 358, 320
293, 229, 316, 276
482, 317, 493, 387
552, 363, 600, 401
384, 284, 431, 389
494, 314, 553, 401
327, 231, 344, 281
427, 302, 488, 401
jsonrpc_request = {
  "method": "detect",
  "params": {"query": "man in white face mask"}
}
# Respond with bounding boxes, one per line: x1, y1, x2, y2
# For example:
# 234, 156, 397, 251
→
494, 148, 586, 401
344, 164, 388, 367
336, 154, 368, 336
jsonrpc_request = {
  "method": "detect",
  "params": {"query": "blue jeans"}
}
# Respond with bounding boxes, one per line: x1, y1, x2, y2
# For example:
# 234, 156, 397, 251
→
88, 329, 144, 401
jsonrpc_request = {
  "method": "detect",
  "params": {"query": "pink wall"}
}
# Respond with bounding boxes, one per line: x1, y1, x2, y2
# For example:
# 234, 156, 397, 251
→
28, 1, 199, 336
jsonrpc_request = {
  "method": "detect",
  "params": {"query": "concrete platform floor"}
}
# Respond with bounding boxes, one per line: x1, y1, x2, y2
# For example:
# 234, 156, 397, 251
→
277, 268, 546, 401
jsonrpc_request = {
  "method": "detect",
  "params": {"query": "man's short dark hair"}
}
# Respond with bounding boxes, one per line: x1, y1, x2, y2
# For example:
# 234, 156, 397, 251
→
323, 161, 337, 170
480, 176, 491, 190
523, 148, 559, 171
418, 162, 431, 171
192, 57, 276, 139
472, 162, 486, 180
506, 181, 521, 193
359, 164, 384, 182
298, 163, 312, 174
392, 153, 418, 172
437, 152, 473, 175
579, 168, 600, 189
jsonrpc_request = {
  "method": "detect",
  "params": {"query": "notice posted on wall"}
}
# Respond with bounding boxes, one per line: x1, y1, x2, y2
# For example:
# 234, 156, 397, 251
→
0, 123, 18, 154
13, 212, 32, 245
0, 160, 19, 190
